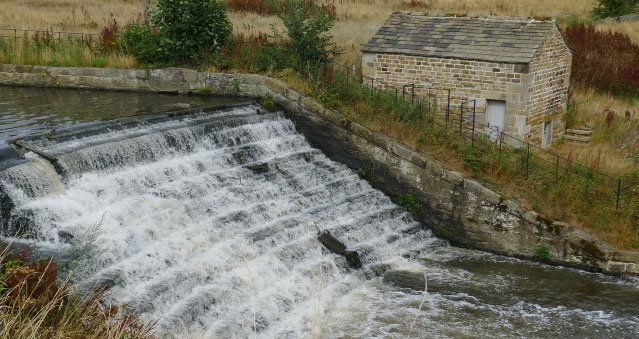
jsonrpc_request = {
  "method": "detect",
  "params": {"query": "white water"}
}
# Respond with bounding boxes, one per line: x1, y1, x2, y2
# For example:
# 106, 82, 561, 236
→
1, 104, 638, 338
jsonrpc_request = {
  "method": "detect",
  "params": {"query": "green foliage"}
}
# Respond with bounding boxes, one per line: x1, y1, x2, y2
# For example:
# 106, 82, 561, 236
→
233, 80, 242, 93
151, 0, 232, 63
120, 0, 232, 65
356, 168, 369, 180
462, 144, 481, 174
198, 86, 213, 95
261, 93, 278, 111
536, 244, 552, 260
118, 22, 166, 65
91, 57, 109, 68
592, 0, 639, 19
269, 0, 340, 71
399, 193, 419, 215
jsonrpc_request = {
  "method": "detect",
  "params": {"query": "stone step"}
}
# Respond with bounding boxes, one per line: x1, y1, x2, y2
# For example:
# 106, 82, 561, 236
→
565, 128, 592, 136
563, 134, 591, 143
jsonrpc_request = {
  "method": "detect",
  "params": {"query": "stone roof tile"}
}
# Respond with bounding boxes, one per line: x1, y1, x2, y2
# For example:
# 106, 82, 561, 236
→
362, 13, 556, 64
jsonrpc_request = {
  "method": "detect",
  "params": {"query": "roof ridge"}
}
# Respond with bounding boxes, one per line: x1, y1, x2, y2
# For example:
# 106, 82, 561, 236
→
392, 10, 555, 23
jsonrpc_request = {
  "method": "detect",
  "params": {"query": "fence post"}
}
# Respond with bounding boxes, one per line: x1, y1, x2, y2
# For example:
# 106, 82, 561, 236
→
411, 84, 415, 105
616, 179, 622, 209
459, 102, 464, 135
371, 78, 374, 97
525, 143, 531, 177
395, 87, 398, 102
585, 167, 591, 201
446, 89, 451, 129
428, 89, 432, 114
498, 132, 503, 164
471, 100, 477, 146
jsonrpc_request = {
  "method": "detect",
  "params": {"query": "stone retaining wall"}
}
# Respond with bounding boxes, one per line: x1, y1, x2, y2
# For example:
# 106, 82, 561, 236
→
1, 64, 637, 274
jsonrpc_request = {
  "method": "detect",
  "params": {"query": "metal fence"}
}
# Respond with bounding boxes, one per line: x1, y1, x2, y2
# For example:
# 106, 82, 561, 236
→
325, 62, 638, 211
0, 28, 100, 45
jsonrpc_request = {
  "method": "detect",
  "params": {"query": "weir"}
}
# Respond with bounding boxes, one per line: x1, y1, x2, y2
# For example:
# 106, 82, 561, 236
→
1, 95, 638, 338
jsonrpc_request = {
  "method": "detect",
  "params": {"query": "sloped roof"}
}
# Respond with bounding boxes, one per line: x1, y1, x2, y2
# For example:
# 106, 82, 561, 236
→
362, 12, 557, 64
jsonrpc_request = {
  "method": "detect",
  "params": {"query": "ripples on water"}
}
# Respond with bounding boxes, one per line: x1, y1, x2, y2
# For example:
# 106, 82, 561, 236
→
0, 89, 637, 338
0, 86, 240, 160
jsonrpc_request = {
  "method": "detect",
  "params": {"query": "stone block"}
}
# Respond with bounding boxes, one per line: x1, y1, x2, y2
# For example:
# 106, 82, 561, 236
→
264, 77, 289, 95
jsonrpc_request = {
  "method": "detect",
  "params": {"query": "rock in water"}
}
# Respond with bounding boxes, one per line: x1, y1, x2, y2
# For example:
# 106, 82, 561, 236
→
317, 230, 347, 255
383, 270, 426, 291
345, 250, 362, 269
245, 162, 269, 174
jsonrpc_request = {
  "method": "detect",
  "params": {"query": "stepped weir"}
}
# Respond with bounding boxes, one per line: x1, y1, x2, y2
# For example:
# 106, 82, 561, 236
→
1, 102, 638, 338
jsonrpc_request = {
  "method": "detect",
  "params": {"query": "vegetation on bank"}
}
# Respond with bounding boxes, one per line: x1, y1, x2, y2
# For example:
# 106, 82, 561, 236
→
0, 246, 154, 338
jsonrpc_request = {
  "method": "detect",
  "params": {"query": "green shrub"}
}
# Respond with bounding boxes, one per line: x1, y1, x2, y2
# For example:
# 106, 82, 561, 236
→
151, 0, 232, 63
261, 93, 278, 111
118, 22, 166, 65
592, 0, 639, 19
536, 244, 552, 260
91, 57, 109, 68
268, 0, 340, 71
462, 144, 481, 174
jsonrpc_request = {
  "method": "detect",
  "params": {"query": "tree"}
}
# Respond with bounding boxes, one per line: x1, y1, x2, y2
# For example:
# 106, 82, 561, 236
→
269, 0, 339, 71
151, 0, 232, 63
592, 0, 639, 19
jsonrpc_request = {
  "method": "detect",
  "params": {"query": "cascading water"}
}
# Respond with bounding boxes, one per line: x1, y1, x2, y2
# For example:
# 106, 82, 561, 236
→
1, 102, 638, 338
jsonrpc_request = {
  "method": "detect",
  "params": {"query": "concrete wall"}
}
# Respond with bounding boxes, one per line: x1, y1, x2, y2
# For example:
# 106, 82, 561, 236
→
0, 64, 636, 275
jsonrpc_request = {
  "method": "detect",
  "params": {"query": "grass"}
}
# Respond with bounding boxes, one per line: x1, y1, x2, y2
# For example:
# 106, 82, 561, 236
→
0, 245, 154, 338
269, 66, 639, 249
0, 34, 137, 68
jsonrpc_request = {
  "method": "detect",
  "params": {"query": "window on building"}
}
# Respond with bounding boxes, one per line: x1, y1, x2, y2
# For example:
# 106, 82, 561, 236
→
543, 121, 553, 146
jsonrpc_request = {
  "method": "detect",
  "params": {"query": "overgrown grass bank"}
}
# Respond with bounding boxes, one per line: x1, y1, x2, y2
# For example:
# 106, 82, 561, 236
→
0, 246, 154, 338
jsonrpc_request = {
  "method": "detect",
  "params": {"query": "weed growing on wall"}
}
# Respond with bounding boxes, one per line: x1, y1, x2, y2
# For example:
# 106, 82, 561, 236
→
536, 244, 552, 260
399, 193, 419, 215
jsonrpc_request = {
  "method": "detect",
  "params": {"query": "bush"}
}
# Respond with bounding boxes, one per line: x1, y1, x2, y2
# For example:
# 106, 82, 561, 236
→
151, 0, 232, 63
592, 0, 639, 19
564, 24, 639, 97
118, 22, 166, 65
269, 0, 339, 71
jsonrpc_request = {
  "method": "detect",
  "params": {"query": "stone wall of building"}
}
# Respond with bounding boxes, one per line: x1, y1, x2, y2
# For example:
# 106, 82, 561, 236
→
0, 64, 636, 274
362, 52, 531, 140
526, 24, 572, 146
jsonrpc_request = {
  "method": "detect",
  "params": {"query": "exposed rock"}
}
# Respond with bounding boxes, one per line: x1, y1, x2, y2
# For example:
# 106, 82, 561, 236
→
317, 230, 346, 255
345, 250, 362, 269
244, 163, 269, 174
383, 270, 426, 291
370, 263, 391, 276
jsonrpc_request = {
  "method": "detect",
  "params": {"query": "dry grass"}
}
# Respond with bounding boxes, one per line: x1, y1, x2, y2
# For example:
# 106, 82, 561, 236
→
553, 88, 639, 176
0, 245, 155, 338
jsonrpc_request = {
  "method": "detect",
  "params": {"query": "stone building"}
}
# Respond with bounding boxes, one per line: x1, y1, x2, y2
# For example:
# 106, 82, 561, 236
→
362, 12, 572, 146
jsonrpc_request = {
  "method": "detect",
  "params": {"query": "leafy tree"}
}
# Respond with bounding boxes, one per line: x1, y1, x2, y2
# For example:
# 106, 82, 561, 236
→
268, 0, 339, 71
151, 0, 232, 63
592, 0, 639, 19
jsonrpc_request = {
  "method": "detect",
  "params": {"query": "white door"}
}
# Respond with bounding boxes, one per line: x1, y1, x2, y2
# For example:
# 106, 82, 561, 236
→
486, 100, 506, 140
544, 121, 553, 146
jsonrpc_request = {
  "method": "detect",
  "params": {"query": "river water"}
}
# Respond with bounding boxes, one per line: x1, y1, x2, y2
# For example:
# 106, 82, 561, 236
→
0, 87, 637, 338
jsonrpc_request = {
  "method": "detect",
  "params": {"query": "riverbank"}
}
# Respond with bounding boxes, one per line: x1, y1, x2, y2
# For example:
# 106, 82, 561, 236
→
1, 64, 637, 275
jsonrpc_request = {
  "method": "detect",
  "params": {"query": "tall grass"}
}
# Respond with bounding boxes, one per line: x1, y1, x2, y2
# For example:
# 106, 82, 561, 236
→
0, 30, 137, 68
565, 24, 639, 98
0, 245, 155, 338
